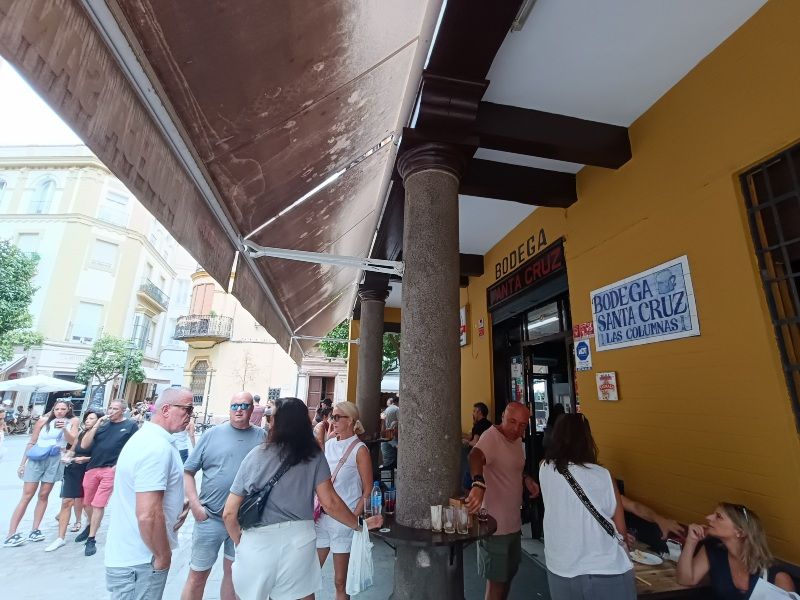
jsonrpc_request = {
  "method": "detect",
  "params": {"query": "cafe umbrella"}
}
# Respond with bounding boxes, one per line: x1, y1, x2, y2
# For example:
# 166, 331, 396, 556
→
0, 375, 86, 394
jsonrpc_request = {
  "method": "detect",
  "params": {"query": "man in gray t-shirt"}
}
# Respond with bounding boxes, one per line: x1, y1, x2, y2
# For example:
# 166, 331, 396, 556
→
181, 392, 265, 600
381, 397, 399, 468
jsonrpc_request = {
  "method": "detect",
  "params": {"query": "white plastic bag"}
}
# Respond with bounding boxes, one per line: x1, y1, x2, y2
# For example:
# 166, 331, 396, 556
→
345, 521, 374, 595
750, 572, 800, 600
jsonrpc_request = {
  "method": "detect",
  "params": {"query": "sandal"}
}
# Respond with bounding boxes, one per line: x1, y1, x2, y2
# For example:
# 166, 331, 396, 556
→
69, 521, 82, 533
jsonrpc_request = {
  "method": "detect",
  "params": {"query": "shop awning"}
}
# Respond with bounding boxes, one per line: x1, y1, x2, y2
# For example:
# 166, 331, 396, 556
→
142, 367, 170, 386
0, 353, 26, 378
0, 0, 440, 363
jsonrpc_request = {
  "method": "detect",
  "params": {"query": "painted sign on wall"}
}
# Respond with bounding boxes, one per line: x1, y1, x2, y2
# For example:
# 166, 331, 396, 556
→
596, 372, 619, 401
460, 306, 469, 347
591, 256, 700, 351
487, 239, 565, 312
575, 339, 593, 371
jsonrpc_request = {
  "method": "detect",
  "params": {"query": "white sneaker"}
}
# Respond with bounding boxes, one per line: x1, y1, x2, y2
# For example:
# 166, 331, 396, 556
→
44, 538, 65, 552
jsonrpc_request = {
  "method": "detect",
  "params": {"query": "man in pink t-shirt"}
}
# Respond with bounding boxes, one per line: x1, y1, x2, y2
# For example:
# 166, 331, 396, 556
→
465, 402, 540, 600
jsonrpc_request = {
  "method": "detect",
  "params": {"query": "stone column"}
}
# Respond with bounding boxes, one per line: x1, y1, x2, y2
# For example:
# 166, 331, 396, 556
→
355, 286, 388, 437
393, 142, 465, 600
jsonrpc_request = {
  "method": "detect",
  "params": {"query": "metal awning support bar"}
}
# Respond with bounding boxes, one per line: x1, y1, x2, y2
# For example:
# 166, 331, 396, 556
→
292, 335, 359, 344
242, 240, 404, 277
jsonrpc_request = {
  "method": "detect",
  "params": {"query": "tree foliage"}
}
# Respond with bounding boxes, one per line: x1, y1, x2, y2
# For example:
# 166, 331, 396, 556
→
0, 240, 43, 361
318, 320, 401, 377
75, 334, 145, 387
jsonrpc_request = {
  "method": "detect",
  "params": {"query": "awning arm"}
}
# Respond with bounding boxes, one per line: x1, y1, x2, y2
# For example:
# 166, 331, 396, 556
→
242, 240, 404, 277
292, 335, 359, 345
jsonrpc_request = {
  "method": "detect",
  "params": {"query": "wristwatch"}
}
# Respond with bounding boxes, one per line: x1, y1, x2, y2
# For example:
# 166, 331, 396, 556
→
356, 515, 365, 530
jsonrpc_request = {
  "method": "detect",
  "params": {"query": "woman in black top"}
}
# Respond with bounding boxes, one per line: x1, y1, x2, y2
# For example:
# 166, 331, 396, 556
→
44, 409, 103, 552
677, 502, 796, 597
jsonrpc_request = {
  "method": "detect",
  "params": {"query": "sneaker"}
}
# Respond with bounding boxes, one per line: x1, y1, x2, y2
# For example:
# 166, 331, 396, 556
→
74, 525, 90, 543
28, 530, 45, 542
3, 534, 25, 548
45, 537, 65, 552
84, 538, 97, 556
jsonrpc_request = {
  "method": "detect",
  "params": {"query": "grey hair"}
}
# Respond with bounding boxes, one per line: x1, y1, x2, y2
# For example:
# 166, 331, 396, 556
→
157, 387, 193, 408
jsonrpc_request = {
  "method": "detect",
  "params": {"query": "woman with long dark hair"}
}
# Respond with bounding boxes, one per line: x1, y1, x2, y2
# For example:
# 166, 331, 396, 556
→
539, 413, 634, 600
4, 400, 78, 547
677, 502, 796, 596
223, 398, 382, 600
45, 408, 103, 551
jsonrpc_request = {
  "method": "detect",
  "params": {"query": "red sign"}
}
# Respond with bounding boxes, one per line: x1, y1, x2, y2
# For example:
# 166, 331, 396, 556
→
486, 240, 565, 312
572, 322, 595, 339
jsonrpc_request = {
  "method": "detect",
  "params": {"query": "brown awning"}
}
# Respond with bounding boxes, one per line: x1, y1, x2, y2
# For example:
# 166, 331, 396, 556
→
0, 0, 439, 362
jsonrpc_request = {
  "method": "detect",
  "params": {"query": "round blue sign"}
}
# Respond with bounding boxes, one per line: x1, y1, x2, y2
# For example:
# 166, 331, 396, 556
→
576, 341, 590, 361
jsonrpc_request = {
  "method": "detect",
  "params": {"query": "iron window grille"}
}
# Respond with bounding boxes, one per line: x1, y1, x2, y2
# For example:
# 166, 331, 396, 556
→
267, 387, 281, 401
741, 142, 800, 431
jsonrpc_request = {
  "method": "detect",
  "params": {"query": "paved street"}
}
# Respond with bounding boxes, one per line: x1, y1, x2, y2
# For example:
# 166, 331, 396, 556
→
0, 434, 549, 599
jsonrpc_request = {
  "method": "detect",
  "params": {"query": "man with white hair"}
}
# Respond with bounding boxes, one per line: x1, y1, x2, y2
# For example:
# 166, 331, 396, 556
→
104, 387, 194, 599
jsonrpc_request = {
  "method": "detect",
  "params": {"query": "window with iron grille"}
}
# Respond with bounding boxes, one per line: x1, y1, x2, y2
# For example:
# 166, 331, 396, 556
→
190, 360, 209, 405
741, 143, 800, 431
267, 387, 281, 401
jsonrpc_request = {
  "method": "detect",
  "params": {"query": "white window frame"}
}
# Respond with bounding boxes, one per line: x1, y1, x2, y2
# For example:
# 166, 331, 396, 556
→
29, 178, 56, 214
88, 239, 119, 272
71, 302, 103, 344
16, 232, 40, 259
98, 190, 130, 226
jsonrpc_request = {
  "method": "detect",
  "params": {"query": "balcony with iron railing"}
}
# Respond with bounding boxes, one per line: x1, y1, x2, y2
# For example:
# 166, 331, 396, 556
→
173, 315, 233, 342
137, 279, 170, 312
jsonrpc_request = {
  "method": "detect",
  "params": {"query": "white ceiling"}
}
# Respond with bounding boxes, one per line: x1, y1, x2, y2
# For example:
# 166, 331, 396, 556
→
484, 0, 767, 127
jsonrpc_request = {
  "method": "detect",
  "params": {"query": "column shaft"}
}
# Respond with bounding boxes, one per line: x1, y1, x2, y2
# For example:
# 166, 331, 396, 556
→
355, 292, 387, 436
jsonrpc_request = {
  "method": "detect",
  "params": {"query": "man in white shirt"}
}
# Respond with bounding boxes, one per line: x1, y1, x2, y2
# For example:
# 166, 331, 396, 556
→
104, 387, 194, 600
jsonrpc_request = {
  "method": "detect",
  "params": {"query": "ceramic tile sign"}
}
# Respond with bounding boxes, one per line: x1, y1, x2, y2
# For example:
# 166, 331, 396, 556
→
460, 305, 468, 347
590, 256, 700, 352
575, 339, 593, 371
596, 372, 619, 401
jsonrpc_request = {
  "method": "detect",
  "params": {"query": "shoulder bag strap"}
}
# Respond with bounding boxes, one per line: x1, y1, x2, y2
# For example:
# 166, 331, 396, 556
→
557, 465, 621, 541
330, 438, 361, 484
266, 457, 293, 489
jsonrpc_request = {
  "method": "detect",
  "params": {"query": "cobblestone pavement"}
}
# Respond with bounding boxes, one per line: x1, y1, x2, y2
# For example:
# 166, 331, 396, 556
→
0, 434, 549, 599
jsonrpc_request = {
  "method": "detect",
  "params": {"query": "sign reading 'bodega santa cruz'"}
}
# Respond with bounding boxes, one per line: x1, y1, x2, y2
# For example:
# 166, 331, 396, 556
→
590, 256, 700, 352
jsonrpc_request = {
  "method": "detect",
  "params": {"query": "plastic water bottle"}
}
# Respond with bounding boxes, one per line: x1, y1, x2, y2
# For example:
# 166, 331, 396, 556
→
371, 481, 383, 516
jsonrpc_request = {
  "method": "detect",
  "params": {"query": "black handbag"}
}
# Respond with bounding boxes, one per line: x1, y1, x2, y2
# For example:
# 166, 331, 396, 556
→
238, 459, 292, 529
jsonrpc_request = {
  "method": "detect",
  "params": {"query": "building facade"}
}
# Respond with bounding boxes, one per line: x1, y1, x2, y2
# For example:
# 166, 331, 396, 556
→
178, 268, 299, 419
0, 145, 193, 406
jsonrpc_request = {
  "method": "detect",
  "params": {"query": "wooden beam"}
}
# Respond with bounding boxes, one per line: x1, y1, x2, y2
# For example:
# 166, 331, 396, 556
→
475, 102, 631, 169
461, 159, 577, 207
460, 253, 484, 277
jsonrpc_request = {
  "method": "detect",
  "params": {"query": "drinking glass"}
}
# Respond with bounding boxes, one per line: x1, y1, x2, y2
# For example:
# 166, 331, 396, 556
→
430, 505, 442, 532
443, 506, 455, 534
477, 508, 489, 523
384, 490, 396, 515
364, 503, 374, 519
456, 507, 469, 534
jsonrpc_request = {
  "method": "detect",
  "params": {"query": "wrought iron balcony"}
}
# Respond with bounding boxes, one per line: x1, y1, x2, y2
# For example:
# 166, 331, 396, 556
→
174, 315, 232, 342
138, 279, 170, 311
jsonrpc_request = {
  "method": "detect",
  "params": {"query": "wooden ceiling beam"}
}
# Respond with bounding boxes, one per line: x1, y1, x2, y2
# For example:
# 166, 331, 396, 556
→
461, 159, 577, 208
475, 102, 631, 169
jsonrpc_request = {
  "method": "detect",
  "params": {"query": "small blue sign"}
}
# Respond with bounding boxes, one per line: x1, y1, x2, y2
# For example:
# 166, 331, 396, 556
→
576, 341, 590, 360
574, 340, 592, 371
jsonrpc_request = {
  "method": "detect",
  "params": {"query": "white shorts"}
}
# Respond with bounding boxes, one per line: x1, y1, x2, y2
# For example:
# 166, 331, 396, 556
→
232, 520, 320, 600
315, 513, 356, 553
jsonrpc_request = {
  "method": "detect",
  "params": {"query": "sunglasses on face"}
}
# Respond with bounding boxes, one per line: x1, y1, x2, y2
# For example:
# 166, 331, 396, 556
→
331, 414, 351, 422
170, 404, 194, 415
230, 403, 252, 411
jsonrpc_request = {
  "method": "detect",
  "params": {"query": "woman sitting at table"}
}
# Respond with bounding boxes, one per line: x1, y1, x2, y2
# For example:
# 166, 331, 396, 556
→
676, 502, 796, 597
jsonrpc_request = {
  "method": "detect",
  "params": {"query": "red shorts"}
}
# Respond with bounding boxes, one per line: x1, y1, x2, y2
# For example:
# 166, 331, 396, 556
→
82, 466, 115, 508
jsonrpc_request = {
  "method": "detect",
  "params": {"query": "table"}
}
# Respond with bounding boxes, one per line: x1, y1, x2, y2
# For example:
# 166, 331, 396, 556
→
634, 553, 709, 599
371, 513, 497, 599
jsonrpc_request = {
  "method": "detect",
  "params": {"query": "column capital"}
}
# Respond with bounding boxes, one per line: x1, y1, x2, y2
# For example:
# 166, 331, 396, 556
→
397, 141, 467, 182
358, 285, 390, 303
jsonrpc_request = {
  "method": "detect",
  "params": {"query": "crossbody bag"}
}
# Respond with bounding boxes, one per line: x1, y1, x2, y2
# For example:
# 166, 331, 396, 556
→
238, 458, 292, 529
314, 438, 361, 522
557, 465, 625, 547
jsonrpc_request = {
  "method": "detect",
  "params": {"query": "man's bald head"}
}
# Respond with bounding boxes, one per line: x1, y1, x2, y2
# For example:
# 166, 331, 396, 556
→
499, 401, 530, 441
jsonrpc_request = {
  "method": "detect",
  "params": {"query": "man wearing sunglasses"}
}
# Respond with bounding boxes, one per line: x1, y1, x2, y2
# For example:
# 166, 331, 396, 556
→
105, 387, 194, 599
180, 391, 266, 600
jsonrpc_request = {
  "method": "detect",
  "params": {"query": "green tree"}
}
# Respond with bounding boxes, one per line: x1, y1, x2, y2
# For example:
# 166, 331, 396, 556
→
318, 320, 400, 377
0, 240, 43, 361
75, 335, 145, 400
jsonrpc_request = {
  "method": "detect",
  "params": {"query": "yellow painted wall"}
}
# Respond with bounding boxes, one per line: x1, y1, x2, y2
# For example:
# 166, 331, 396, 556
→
345, 306, 402, 403
459, 0, 800, 562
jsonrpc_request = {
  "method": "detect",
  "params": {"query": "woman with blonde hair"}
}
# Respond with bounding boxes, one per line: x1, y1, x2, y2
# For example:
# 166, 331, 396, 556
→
677, 502, 796, 596
316, 401, 372, 600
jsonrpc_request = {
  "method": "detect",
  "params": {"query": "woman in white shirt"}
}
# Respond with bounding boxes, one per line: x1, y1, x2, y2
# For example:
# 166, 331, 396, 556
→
316, 401, 372, 600
539, 413, 634, 600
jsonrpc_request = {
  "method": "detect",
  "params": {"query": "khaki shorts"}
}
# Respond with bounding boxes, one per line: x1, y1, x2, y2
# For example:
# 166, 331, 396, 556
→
477, 531, 522, 583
